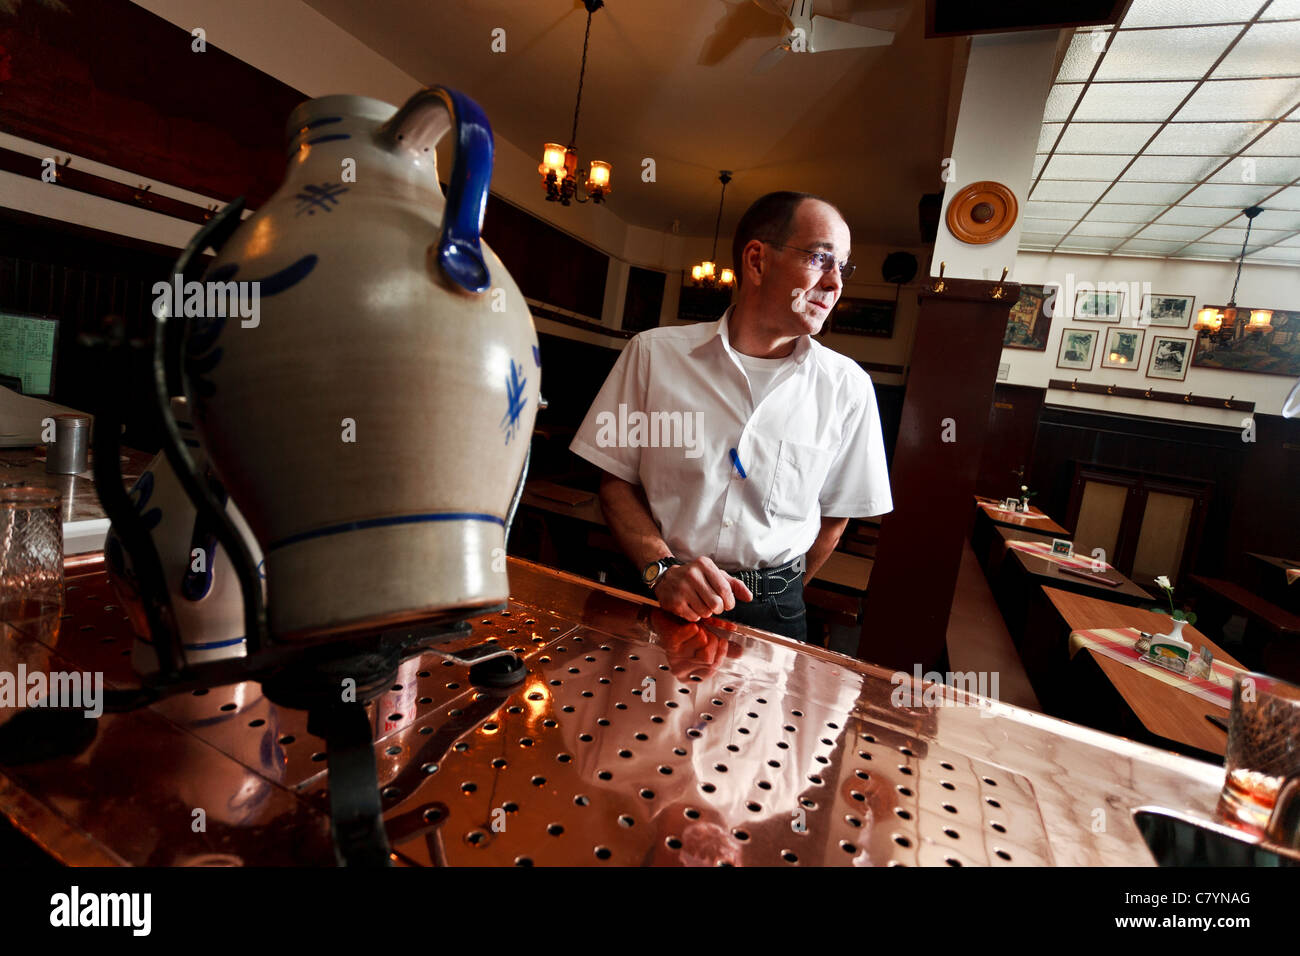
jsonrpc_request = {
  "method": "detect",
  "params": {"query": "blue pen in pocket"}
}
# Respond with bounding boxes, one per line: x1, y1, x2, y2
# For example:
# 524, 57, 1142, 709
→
729, 447, 747, 479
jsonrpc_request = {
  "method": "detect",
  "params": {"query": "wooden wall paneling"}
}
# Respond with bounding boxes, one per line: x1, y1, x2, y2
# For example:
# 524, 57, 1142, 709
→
976, 383, 1044, 499
1224, 414, 1300, 582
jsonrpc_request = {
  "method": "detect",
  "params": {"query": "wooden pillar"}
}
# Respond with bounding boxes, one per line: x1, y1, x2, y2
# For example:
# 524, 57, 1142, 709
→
858, 278, 1018, 670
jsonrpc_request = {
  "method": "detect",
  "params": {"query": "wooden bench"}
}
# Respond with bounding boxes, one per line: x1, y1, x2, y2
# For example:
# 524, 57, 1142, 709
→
1189, 575, 1300, 636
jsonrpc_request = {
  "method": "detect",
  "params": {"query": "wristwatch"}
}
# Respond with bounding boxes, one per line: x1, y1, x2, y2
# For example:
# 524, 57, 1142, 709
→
641, 556, 681, 590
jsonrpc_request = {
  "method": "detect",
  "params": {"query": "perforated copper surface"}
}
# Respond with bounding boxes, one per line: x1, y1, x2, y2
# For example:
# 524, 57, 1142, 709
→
0, 557, 1229, 866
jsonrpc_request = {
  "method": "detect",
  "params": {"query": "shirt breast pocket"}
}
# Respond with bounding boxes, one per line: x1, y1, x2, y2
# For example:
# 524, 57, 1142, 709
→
764, 439, 834, 521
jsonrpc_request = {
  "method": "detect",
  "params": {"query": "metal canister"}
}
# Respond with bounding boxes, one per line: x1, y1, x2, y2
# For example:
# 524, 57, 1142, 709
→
45, 413, 91, 475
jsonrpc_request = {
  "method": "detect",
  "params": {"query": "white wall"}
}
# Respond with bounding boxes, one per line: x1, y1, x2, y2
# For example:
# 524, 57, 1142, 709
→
1007, 251, 1300, 422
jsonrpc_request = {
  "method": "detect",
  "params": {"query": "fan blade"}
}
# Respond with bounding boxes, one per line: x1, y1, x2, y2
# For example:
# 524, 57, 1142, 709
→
752, 44, 789, 74
809, 15, 894, 53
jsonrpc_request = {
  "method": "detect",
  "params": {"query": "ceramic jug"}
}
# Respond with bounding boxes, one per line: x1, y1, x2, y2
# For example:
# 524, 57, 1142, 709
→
105, 397, 263, 672
181, 87, 539, 641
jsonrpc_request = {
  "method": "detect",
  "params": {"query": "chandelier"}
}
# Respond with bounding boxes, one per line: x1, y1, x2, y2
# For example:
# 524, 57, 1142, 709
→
691, 171, 735, 287
539, 0, 610, 205
1194, 206, 1273, 338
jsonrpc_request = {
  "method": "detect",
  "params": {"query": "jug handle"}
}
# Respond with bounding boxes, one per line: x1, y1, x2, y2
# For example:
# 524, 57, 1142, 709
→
376, 86, 493, 295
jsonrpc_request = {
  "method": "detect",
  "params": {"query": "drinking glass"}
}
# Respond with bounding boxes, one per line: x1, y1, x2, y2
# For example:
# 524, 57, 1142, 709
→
1216, 671, 1300, 834
0, 485, 63, 635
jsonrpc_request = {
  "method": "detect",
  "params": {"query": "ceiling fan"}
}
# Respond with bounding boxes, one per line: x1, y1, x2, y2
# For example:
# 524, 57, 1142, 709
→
751, 0, 895, 73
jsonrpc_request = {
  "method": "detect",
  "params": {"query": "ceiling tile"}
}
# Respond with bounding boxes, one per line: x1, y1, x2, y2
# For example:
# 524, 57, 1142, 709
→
1074, 82, 1196, 121
1043, 84, 1084, 122
1090, 203, 1170, 221
1262, 186, 1300, 210
1137, 223, 1216, 240
1071, 219, 1144, 237
1030, 180, 1111, 202
1024, 200, 1093, 220
1118, 238, 1193, 254
1120, 0, 1270, 28
1095, 26, 1238, 82
1032, 154, 1046, 179
1178, 242, 1253, 258
1173, 78, 1300, 122
1037, 124, 1064, 152
1274, 233, 1300, 246
1261, 210, 1300, 230
1199, 226, 1292, 245
1155, 206, 1238, 226
1145, 122, 1265, 154
1056, 31, 1107, 82
1205, 156, 1300, 184
1104, 181, 1193, 204
1055, 235, 1125, 250
1260, 0, 1300, 19
1021, 218, 1075, 236
1245, 123, 1300, 155
1214, 21, 1300, 78
1180, 182, 1275, 206
1251, 246, 1300, 263
1039, 154, 1132, 180
1055, 123, 1162, 153
1120, 155, 1224, 182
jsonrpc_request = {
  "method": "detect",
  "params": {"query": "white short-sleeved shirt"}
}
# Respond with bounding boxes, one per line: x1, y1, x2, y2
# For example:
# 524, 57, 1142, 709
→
569, 308, 893, 569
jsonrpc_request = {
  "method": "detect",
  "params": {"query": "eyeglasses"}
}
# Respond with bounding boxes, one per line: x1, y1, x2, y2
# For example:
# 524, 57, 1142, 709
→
763, 241, 855, 281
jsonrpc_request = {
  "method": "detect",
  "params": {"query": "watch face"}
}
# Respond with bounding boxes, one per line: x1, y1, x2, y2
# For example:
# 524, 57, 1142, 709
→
643, 563, 659, 584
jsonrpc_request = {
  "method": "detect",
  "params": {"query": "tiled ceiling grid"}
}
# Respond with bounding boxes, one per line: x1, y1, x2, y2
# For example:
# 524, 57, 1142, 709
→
1022, 0, 1300, 265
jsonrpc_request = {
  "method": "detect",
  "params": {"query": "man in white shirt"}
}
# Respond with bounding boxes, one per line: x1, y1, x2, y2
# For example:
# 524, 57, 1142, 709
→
569, 192, 893, 644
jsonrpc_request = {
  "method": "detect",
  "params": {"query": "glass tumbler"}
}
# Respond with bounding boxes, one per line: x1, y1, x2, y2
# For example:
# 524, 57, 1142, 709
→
1217, 671, 1300, 834
0, 485, 64, 635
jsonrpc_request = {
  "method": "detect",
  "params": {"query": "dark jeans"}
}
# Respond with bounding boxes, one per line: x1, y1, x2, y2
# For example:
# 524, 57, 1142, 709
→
719, 575, 811, 645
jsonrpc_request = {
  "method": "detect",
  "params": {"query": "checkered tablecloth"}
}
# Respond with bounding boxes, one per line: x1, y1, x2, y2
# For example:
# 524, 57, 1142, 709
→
979, 501, 1051, 520
1007, 538, 1107, 572
1068, 626, 1239, 709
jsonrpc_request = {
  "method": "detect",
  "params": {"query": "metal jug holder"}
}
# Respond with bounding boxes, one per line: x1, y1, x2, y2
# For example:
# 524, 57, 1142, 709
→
0, 199, 530, 867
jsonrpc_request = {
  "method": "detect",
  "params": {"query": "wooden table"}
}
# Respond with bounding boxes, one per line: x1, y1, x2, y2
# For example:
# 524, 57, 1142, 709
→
1039, 586, 1243, 758
1245, 551, 1300, 614
973, 495, 1070, 536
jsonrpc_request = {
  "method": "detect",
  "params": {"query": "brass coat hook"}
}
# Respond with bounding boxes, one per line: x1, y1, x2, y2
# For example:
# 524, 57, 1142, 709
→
1107, 383, 1116, 395
990, 267, 1010, 300
932, 261, 946, 294
1071, 378, 1078, 391
1224, 395, 1234, 408
1144, 387, 1153, 399
133, 183, 152, 203
1184, 392, 1193, 403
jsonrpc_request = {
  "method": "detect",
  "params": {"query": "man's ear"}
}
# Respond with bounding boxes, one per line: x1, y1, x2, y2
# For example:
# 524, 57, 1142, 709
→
742, 239, 765, 287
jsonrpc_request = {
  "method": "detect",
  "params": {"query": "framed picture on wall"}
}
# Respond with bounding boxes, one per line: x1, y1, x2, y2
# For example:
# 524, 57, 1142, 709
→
1075, 289, 1124, 322
829, 297, 895, 337
1191, 308, 1300, 377
1002, 284, 1053, 351
1140, 293, 1195, 328
1100, 327, 1145, 370
1148, 335, 1194, 381
1056, 327, 1098, 370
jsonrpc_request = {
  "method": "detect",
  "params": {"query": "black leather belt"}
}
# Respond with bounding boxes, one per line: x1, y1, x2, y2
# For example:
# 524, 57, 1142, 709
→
728, 557, 804, 598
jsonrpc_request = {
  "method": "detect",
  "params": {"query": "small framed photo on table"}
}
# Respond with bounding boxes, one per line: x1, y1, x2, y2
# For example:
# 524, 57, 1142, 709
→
1100, 327, 1145, 370
1148, 334, 1194, 381
1051, 539, 1073, 557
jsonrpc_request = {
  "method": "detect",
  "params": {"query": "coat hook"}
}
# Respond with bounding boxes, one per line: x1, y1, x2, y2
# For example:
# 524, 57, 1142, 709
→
990, 267, 1009, 300
1184, 391, 1193, 404
203, 202, 219, 221
932, 261, 946, 294
1224, 395, 1234, 408
133, 183, 152, 202
1107, 383, 1116, 395
52, 155, 72, 182
1144, 387, 1153, 399
1071, 378, 1078, 391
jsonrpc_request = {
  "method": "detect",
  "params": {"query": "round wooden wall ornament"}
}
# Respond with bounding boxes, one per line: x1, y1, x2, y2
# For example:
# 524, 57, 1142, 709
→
945, 181, 1019, 245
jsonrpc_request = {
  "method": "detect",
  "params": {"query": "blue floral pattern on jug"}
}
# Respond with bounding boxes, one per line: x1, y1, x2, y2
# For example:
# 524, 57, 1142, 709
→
501, 359, 528, 445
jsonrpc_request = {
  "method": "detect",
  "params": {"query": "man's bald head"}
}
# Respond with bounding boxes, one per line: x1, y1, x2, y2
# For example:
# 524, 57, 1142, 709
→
731, 192, 844, 289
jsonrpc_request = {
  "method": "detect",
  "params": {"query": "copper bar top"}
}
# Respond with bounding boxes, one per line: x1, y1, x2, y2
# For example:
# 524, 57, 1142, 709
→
0, 556, 1231, 866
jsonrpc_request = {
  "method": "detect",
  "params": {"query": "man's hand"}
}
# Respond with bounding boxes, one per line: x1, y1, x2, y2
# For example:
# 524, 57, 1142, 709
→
654, 556, 753, 621
651, 611, 743, 681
